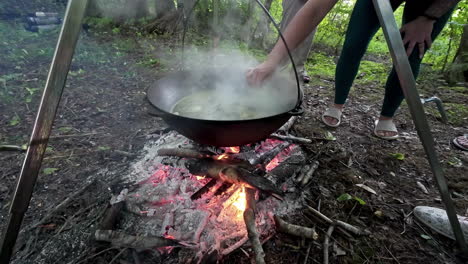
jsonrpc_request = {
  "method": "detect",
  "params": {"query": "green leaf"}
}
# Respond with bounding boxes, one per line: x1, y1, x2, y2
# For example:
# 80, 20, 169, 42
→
43, 168, 59, 175
353, 196, 367, 205
337, 193, 352, 202
390, 153, 405, 160
58, 127, 73, 133
98, 146, 111, 151
420, 234, 431, 240
9, 115, 20, 126
325, 131, 336, 141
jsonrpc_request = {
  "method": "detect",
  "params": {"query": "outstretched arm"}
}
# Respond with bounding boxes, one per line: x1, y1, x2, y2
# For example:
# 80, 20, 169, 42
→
247, 0, 338, 85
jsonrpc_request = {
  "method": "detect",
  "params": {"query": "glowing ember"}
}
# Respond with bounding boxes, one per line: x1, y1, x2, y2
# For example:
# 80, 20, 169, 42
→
265, 157, 280, 171
215, 153, 229, 160
232, 186, 246, 212
194, 175, 205, 180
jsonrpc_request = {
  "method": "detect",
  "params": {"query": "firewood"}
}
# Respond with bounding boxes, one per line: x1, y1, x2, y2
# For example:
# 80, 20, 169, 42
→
274, 215, 318, 240
99, 201, 124, 230
157, 148, 211, 159
190, 178, 217, 200
250, 142, 290, 165
277, 116, 297, 134
270, 133, 312, 144
301, 161, 319, 186
94, 230, 177, 249
243, 188, 265, 264
306, 206, 370, 236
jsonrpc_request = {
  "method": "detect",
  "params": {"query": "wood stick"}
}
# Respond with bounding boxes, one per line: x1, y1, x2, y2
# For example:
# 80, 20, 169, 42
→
270, 133, 312, 144
323, 225, 335, 264
94, 230, 177, 249
0, 145, 25, 152
244, 188, 265, 264
221, 235, 249, 256
301, 161, 319, 186
274, 215, 318, 240
157, 148, 210, 159
306, 205, 370, 236
277, 116, 297, 133
99, 201, 124, 230
28, 179, 96, 230
250, 141, 290, 165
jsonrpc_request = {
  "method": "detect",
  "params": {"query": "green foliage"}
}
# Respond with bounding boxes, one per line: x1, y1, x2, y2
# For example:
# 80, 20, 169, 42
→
390, 153, 405, 160
43, 168, 59, 175
305, 52, 336, 78
337, 193, 366, 205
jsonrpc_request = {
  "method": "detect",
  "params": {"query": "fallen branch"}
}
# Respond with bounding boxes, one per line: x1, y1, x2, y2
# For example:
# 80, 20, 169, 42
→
301, 161, 319, 186
277, 116, 297, 134
0, 144, 25, 152
94, 230, 177, 249
221, 235, 249, 256
244, 188, 265, 264
270, 133, 312, 144
323, 225, 335, 264
274, 215, 318, 240
157, 148, 211, 159
29, 179, 96, 230
306, 206, 370, 236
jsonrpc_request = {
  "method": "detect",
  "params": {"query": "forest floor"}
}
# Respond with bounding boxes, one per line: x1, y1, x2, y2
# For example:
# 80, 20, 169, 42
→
1, 14, 468, 264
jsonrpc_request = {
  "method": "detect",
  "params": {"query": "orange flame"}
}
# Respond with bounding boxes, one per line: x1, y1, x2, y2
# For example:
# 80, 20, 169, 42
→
227, 146, 240, 153
233, 186, 246, 212
215, 153, 229, 160
194, 175, 205, 180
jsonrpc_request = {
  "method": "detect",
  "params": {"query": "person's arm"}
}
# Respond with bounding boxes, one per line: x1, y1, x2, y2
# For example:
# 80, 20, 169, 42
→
247, 0, 338, 85
401, 0, 461, 58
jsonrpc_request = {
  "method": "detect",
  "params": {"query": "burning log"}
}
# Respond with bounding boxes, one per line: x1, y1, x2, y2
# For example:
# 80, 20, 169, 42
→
157, 148, 211, 159
270, 133, 312, 144
186, 159, 282, 197
190, 178, 217, 200
306, 206, 370, 236
94, 230, 178, 249
274, 215, 318, 240
250, 142, 291, 166
243, 188, 266, 264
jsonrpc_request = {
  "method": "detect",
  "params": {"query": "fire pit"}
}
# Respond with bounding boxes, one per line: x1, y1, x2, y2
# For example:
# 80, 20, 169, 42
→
95, 123, 319, 262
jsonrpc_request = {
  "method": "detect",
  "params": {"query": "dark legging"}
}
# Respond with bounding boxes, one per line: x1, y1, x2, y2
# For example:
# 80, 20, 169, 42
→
334, 0, 454, 117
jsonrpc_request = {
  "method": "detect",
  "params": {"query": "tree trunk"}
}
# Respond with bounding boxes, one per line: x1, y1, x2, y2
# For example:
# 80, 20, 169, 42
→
250, 0, 275, 49
448, 24, 468, 83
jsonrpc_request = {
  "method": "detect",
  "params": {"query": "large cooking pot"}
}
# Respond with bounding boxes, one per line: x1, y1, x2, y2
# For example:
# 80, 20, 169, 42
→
147, 68, 303, 146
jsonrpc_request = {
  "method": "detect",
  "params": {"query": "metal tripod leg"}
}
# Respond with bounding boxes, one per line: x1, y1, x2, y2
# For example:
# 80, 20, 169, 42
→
0, 0, 89, 263
372, 0, 468, 255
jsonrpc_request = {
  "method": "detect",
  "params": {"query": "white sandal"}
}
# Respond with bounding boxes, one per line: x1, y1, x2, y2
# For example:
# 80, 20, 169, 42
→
322, 107, 342, 127
374, 119, 399, 140
414, 206, 468, 241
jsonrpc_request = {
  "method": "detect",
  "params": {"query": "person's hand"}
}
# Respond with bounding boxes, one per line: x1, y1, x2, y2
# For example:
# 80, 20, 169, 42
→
400, 16, 435, 59
246, 60, 277, 86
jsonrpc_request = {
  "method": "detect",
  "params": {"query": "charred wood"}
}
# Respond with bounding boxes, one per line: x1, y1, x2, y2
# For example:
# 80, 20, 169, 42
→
274, 215, 318, 240
190, 178, 217, 200
250, 142, 290, 166
94, 230, 178, 249
99, 201, 124, 230
243, 188, 265, 264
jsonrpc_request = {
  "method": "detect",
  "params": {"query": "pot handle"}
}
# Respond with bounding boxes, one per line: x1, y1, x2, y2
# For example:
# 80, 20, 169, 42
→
288, 106, 304, 116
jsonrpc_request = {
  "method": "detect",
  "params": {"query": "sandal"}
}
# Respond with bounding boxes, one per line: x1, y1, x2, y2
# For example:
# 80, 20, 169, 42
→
374, 119, 399, 140
302, 75, 311, 84
453, 134, 468, 151
414, 206, 468, 241
321, 107, 342, 127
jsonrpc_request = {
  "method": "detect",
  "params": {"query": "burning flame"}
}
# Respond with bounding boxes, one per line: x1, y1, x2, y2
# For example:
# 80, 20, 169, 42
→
232, 186, 246, 212
194, 175, 205, 180
215, 153, 229, 160
227, 146, 240, 153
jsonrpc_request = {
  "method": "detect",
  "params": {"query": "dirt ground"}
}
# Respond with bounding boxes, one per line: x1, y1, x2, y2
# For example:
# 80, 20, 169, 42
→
1, 12, 468, 264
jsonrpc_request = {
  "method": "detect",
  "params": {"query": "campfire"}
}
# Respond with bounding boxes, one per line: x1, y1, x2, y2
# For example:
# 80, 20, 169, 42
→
94, 121, 322, 262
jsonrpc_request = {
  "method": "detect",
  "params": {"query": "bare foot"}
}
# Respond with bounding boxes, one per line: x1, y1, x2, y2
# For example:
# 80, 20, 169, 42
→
375, 116, 398, 138
323, 104, 344, 126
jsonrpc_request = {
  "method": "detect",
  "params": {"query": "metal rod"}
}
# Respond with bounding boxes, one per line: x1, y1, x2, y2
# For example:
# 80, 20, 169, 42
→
0, 0, 89, 262
372, 0, 468, 254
